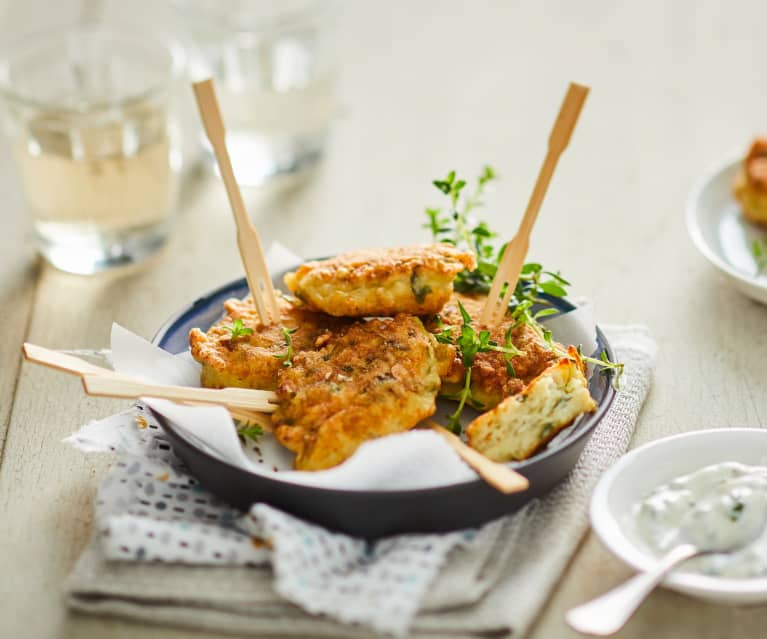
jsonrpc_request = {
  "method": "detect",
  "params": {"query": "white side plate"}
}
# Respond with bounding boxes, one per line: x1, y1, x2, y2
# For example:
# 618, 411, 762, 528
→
686, 157, 767, 305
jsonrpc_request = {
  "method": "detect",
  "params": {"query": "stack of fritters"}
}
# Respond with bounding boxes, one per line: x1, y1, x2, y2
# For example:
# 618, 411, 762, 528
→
189, 244, 597, 470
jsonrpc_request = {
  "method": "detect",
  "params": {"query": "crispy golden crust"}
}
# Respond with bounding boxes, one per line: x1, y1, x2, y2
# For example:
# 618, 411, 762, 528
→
733, 137, 767, 225
189, 294, 349, 391
465, 348, 597, 462
425, 292, 560, 410
283, 244, 476, 317
272, 315, 440, 471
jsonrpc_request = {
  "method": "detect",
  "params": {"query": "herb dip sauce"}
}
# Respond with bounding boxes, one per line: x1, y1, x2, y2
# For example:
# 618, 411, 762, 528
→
633, 461, 767, 578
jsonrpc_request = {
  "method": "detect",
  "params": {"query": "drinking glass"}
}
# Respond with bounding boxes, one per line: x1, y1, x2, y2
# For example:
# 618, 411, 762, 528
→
0, 26, 183, 274
173, 0, 336, 186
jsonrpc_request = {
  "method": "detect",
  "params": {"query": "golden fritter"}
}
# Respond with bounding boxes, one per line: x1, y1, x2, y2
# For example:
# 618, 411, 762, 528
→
733, 137, 767, 225
425, 292, 560, 410
272, 314, 440, 471
189, 294, 348, 391
283, 244, 476, 317
466, 348, 596, 462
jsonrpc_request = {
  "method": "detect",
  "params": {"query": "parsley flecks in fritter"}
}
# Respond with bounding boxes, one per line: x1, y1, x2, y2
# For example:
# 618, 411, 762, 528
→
189, 294, 349, 391
465, 348, 596, 462
272, 315, 440, 471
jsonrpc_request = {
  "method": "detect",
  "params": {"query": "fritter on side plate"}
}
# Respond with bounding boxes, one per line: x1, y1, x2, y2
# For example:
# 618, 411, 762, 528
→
465, 347, 597, 462
425, 292, 560, 410
733, 137, 767, 226
189, 294, 348, 391
272, 314, 440, 471
283, 244, 476, 317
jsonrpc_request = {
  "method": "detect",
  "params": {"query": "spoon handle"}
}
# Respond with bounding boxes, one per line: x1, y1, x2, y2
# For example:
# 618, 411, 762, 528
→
566, 543, 698, 636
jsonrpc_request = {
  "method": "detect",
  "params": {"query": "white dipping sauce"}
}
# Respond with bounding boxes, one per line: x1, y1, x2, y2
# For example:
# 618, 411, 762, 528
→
633, 461, 767, 578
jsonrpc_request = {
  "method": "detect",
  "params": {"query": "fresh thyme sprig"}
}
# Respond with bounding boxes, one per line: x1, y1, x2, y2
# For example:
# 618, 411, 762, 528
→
576, 345, 624, 390
223, 318, 254, 341
438, 301, 522, 434
274, 327, 298, 367
752, 238, 767, 275
424, 168, 570, 308
237, 423, 264, 442
425, 166, 625, 421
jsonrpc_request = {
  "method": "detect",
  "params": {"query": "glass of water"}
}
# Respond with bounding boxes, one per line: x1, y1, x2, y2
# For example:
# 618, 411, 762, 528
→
0, 27, 183, 274
174, 0, 336, 186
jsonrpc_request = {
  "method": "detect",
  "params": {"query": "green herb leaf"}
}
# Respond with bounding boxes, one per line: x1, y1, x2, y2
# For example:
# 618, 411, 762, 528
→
752, 238, 767, 275
223, 318, 254, 341
539, 281, 568, 297
238, 423, 264, 442
410, 270, 433, 304
729, 501, 745, 522
578, 347, 625, 390
433, 315, 454, 344
533, 308, 559, 320
543, 270, 571, 286
457, 300, 472, 326
521, 262, 542, 275
274, 327, 298, 367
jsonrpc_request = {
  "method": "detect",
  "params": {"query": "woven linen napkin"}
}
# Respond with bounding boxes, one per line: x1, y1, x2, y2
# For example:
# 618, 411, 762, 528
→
65, 324, 655, 638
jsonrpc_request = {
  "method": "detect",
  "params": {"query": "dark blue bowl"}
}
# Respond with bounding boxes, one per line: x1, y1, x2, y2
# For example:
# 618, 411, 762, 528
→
152, 270, 616, 538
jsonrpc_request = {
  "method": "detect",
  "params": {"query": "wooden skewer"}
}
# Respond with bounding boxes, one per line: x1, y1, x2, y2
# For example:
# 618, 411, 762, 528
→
480, 82, 590, 327
82, 375, 279, 413
23, 342, 119, 378
427, 422, 529, 494
192, 78, 280, 326
23, 342, 278, 421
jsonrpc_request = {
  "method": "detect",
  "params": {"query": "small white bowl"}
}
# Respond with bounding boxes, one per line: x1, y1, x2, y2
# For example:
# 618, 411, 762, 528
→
686, 156, 767, 305
591, 428, 767, 605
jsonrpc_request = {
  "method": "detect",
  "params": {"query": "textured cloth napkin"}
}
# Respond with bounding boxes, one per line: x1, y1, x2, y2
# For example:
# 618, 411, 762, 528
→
65, 324, 656, 638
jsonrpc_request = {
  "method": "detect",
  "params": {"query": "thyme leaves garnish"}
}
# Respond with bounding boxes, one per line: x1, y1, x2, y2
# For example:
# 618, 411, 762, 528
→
223, 318, 254, 341
424, 168, 570, 310
274, 327, 298, 367
576, 345, 625, 390
237, 423, 264, 442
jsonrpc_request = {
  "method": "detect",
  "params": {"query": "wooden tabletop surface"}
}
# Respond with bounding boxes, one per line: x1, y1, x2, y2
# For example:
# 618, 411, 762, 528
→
2, 1, 767, 637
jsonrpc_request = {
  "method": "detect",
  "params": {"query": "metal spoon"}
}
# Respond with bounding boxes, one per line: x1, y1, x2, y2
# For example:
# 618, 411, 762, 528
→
567, 519, 766, 637
565, 543, 698, 636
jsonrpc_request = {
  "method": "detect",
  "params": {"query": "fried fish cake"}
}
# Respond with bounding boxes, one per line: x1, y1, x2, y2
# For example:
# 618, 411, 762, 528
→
733, 137, 767, 225
465, 348, 596, 462
425, 292, 560, 410
272, 314, 440, 471
189, 294, 348, 391
283, 244, 476, 317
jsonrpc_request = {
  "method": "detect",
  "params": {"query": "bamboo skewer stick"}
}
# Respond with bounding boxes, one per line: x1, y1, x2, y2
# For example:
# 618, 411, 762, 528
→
82, 375, 278, 413
427, 422, 529, 494
23, 342, 118, 378
192, 78, 280, 326
480, 82, 590, 327
23, 342, 278, 418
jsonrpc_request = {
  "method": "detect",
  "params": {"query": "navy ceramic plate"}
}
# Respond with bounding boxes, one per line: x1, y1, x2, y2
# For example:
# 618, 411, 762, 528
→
152, 269, 616, 538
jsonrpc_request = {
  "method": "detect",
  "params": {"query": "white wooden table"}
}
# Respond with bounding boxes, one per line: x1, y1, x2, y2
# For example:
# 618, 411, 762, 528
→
2, 1, 767, 637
